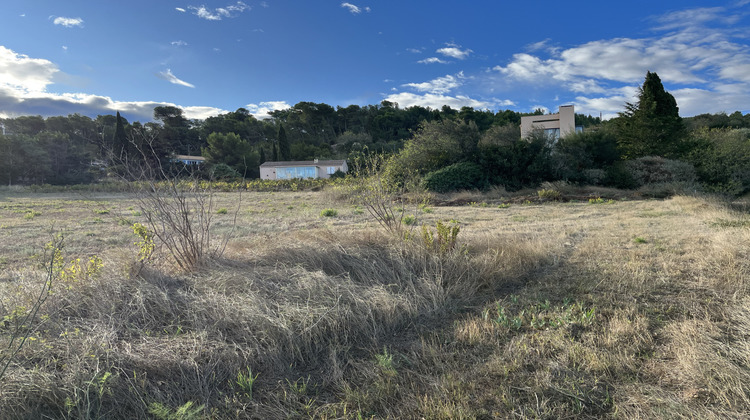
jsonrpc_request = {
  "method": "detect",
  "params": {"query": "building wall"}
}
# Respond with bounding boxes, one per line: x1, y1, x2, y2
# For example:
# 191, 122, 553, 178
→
260, 166, 276, 179
260, 161, 348, 180
520, 105, 576, 139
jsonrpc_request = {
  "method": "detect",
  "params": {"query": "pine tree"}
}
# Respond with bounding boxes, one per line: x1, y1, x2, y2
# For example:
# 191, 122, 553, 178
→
615, 71, 685, 158
277, 124, 290, 161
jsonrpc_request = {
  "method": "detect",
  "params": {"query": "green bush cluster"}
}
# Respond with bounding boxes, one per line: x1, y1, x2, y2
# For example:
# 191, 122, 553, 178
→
422, 162, 484, 193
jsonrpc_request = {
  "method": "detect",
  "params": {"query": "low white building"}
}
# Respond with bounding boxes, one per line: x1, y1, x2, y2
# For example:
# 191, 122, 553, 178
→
260, 159, 347, 180
520, 105, 581, 140
173, 155, 206, 165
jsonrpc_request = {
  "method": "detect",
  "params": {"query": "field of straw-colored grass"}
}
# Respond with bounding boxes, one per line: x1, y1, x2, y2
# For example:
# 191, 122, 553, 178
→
0, 188, 748, 419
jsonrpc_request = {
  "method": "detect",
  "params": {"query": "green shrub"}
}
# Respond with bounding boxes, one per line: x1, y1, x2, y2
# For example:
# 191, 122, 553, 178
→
537, 188, 562, 200
402, 215, 417, 225
603, 162, 638, 189
420, 220, 461, 255
329, 169, 347, 179
478, 135, 554, 191
320, 208, 338, 217
625, 156, 696, 186
216, 208, 228, 214
422, 162, 484, 193
552, 130, 620, 182
210, 163, 242, 180
685, 128, 750, 196
24, 210, 42, 220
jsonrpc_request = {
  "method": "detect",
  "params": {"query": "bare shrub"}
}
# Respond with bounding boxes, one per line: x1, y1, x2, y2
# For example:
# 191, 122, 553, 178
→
348, 152, 428, 237
112, 129, 238, 271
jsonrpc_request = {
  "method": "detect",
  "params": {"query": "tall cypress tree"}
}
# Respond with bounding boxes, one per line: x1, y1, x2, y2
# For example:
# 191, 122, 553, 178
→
272, 142, 279, 162
616, 71, 685, 158
259, 146, 266, 164
277, 124, 290, 161
113, 111, 128, 158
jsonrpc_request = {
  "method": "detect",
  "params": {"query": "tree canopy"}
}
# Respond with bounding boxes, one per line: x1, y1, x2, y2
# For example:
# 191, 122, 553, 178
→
614, 71, 685, 158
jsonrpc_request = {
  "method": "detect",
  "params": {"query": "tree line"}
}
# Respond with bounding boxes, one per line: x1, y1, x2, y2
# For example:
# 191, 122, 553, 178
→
1, 71, 749, 194
0, 102, 550, 184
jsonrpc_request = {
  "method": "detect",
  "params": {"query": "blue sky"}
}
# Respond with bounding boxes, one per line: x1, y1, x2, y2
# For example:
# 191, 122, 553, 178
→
1, 1, 749, 122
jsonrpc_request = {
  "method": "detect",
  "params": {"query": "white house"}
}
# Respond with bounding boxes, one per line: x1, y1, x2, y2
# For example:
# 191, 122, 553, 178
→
520, 105, 582, 141
259, 159, 348, 180
173, 155, 206, 165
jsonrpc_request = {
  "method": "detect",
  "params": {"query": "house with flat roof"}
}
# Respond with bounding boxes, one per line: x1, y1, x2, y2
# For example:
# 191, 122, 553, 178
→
260, 159, 347, 180
520, 105, 581, 141
173, 155, 206, 165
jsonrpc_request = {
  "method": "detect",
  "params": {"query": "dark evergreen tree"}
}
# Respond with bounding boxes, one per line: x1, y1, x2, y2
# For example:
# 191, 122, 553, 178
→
113, 111, 128, 158
272, 142, 279, 161
615, 71, 686, 158
259, 146, 266, 164
278, 124, 290, 161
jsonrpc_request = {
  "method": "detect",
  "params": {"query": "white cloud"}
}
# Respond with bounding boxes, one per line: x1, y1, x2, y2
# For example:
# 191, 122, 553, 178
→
437, 45, 472, 60
171, 40, 188, 47
245, 101, 290, 119
341, 3, 370, 14
653, 7, 729, 30
383, 92, 497, 110
487, 5, 750, 116
403, 73, 464, 95
0, 84, 224, 121
176, 7, 186, 12
52, 17, 84, 28
671, 84, 750, 116
572, 86, 640, 120
0, 45, 223, 121
494, 9, 749, 89
418, 57, 448, 64
0, 46, 59, 93
187, 2, 249, 20
157, 69, 195, 88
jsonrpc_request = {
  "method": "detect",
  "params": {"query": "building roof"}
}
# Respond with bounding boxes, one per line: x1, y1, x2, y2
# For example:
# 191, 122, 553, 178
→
260, 160, 346, 168
174, 155, 206, 161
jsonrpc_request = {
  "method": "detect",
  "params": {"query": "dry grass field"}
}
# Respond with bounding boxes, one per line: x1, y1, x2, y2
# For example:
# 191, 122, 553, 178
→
0, 187, 748, 419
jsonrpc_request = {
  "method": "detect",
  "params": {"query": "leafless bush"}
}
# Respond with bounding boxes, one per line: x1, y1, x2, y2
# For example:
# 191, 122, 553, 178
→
112, 128, 238, 271
349, 152, 429, 237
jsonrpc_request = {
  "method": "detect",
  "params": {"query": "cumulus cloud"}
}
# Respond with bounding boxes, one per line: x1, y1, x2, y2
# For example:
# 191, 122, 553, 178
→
0, 46, 59, 93
341, 3, 370, 14
382, 92, 497, 110
0, 85, 225, 121
52, 17, 84, 28
245, 101, 290, 119
187, 1, 249, 20
156, 69, 195, 88
387, 70, 513, 110
437, 44, 472, 60
403, 73, 465, 95
418, 57, 448, 64
488, 5, 750, 117
0, 46, 223, 121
